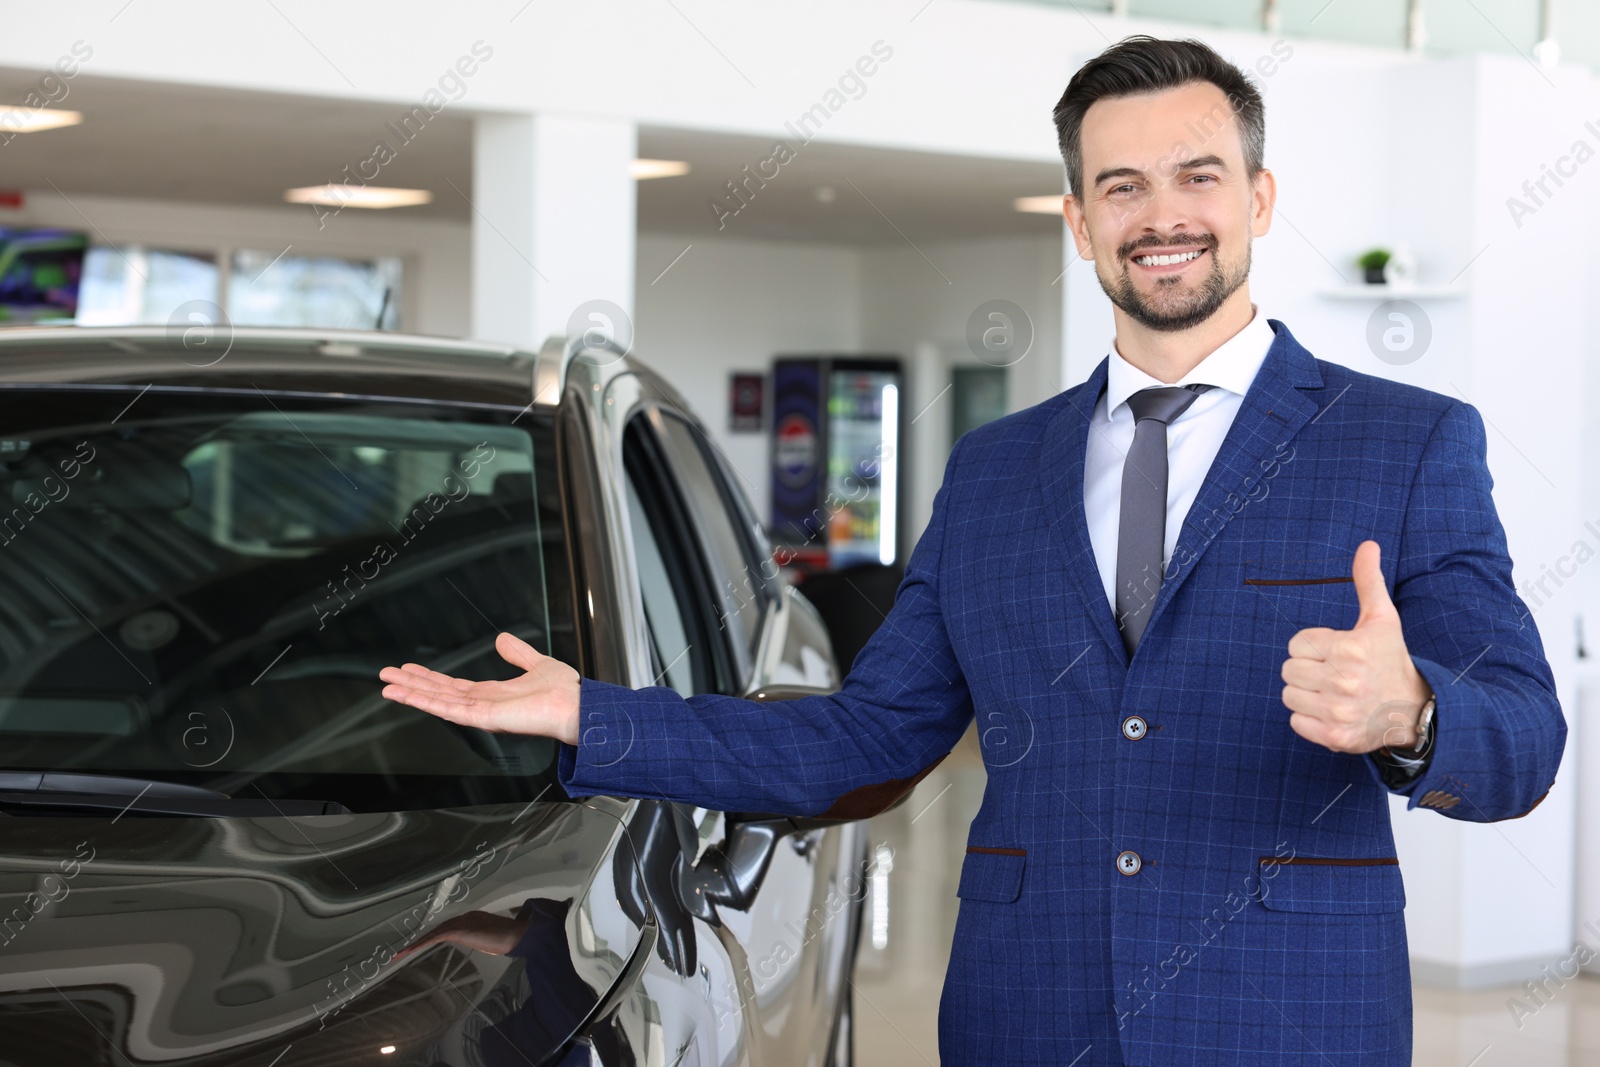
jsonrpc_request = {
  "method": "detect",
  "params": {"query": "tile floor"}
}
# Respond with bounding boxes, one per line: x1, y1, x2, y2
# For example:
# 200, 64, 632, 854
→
850, 723, 1600, 1065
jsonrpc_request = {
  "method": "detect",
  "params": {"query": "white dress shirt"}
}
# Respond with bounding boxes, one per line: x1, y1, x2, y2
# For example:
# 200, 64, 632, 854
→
1084, 304, 1277, 611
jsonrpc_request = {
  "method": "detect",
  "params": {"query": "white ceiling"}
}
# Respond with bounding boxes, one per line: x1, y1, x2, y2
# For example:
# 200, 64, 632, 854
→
0, 70, 1068, 246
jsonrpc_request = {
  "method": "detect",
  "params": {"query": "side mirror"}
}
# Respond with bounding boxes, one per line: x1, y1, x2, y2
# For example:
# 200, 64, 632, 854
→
676, 684, 948, 914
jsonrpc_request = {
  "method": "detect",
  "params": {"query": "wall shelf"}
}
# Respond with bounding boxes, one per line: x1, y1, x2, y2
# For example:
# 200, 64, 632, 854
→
1317, 284, 1465, 300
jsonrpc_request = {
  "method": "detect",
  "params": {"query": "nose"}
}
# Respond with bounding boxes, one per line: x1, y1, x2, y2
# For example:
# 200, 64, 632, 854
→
1124, 182, 1194, 254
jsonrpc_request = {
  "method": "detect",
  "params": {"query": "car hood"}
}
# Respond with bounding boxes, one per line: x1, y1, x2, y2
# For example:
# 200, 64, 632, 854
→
0, 798, 650, 1066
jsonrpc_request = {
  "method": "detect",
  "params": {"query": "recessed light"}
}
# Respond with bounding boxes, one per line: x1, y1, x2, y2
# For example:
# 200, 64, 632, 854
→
631, 159, 690, 180
379, 1045, 396, 1055
1013, 195, 1066, 215
814, 185, 837, 203
284, 185, 433, 209
0, 108, 83, 134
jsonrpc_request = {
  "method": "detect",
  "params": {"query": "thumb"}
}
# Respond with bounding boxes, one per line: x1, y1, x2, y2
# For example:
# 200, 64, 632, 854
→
495, 631, 545, 673
1352, 540, 1396, 627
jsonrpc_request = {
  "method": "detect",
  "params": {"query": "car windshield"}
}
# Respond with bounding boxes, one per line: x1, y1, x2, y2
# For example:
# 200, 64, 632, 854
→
0, 384, 576, 812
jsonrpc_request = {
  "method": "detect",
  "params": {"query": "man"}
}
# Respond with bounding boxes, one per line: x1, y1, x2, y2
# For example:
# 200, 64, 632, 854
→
380, 35, 1565, 1066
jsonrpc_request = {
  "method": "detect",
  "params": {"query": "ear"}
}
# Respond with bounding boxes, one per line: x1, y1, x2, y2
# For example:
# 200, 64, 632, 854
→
1062, 193, 1095, 262
1250, 167, 1276, 239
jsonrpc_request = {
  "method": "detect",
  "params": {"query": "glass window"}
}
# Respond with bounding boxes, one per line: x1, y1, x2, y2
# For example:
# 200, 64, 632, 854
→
228, 250, 401, 330
624, 474, 695, 697
74, 246, 219, 327
0, 386, 573, 812
623, 419, 724, 695
656, 414, 770, 665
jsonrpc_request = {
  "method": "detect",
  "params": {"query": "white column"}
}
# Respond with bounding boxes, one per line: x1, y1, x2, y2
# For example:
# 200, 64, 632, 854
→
1385, 53, 1590, 991
470, 113, 637, 350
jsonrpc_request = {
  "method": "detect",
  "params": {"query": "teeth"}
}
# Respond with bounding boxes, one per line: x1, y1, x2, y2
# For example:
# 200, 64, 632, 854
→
1135, 249, 1203, 266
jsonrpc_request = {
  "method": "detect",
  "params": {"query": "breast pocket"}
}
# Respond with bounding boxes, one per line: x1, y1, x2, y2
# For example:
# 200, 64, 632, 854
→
1240, 557, 1361, 632
957, 846, 1026, 903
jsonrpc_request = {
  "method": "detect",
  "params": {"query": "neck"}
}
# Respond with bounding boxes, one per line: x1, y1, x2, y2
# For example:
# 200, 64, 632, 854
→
1111, 287, 1255, 384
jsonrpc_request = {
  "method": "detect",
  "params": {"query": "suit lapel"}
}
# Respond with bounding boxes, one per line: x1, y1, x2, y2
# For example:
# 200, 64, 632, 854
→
1137, 319, 1324, 651
1041, 355, 1126, 664
1040, 319, 1326, 667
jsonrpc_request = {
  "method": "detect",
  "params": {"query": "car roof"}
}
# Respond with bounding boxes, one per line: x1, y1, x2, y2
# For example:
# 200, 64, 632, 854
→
0, 326, 562, 410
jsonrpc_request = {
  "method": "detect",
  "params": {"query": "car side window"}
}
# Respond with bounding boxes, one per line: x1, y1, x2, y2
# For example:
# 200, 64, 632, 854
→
622, 419, 728, 695
654, 413, 773, 669
624, 474, 695, 696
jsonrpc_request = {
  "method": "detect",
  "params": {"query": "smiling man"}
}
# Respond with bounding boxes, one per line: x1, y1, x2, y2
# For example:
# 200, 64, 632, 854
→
380, 35, 1565, 1066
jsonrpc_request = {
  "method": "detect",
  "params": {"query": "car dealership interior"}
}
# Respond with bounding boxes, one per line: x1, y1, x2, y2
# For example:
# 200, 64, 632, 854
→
3, 1, 1600, 1064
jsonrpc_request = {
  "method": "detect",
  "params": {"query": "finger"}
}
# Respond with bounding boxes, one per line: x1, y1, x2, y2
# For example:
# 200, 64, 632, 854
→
1288, 711, 1336, 749
1286, 627, 1339, 661
378, 666, 456, 695
395, 662, 475, 692
1352, 540, 1397, 628
382, 667, 477, 700
380, 678, 475, 707
495, 631, 546, 673
1281, 682, 1319, 717
1281, 657, 1343, 694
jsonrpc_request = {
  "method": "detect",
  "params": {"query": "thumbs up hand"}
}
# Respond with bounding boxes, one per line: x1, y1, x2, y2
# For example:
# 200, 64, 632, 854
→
1280, 540, 1434, 754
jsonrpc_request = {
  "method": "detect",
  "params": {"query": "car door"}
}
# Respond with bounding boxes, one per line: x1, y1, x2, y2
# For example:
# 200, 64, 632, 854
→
626, 400, 861, 1067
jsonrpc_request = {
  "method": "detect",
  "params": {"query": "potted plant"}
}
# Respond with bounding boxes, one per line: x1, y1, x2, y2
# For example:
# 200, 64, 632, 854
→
1357, 247, 1391, 285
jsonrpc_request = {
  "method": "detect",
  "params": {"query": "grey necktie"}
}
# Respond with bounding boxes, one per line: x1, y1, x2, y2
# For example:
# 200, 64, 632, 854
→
1115, 383, 1214, 657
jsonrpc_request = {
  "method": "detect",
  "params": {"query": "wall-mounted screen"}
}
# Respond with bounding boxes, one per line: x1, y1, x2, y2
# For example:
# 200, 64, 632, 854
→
0, 228, 87, 325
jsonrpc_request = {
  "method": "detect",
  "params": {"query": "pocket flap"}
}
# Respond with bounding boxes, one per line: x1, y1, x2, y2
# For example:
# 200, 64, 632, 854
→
958, 847, 1025, 903
1256, 858, 1405, 914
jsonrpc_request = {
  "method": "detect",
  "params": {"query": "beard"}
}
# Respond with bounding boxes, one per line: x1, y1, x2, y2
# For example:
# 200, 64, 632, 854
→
1097, 235, 1251, 333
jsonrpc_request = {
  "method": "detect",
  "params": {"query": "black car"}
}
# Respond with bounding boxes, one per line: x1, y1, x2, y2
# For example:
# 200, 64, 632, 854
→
0, 326, 888, 1066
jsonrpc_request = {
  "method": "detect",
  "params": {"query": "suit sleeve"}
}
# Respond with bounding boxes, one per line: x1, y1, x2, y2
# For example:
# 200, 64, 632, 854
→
1370, 399, 1567, 820
555, 437, 977, 817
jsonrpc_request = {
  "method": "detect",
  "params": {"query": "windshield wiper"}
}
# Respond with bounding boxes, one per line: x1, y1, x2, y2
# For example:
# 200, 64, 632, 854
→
0, 772, 349, 818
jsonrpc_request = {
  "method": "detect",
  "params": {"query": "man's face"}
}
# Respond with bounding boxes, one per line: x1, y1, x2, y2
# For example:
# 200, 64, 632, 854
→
1063, 80, 1273, 333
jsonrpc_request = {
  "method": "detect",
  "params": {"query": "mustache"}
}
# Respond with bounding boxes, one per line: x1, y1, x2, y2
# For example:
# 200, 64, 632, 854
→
1119, 235, 1215, 260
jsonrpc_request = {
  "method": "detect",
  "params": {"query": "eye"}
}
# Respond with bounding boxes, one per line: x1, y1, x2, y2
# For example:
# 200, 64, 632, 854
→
1109, 183, 1136, 195
1187, 174, 1217, 185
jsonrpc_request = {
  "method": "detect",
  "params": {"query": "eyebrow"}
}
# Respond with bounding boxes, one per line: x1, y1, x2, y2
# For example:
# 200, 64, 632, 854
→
1093, 154, 1230, 188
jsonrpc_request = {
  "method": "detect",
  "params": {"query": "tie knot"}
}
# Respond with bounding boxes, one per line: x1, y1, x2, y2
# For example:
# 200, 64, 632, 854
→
1126, 383, 1213, 426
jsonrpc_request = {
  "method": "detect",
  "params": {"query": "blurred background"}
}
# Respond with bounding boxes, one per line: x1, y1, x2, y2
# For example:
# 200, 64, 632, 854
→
3, 1, 1599, 1061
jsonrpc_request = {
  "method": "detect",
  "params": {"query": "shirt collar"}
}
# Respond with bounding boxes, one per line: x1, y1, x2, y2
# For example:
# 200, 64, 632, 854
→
1103, 304, 1275, 420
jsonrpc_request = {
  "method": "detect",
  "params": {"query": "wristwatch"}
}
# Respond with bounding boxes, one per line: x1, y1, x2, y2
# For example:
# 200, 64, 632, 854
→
1379, 693, 1436, 764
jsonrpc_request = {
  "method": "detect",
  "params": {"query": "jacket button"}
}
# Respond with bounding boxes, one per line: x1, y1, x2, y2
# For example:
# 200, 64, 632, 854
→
1121, 715, 1147, 740
1117, 850, 1142, 876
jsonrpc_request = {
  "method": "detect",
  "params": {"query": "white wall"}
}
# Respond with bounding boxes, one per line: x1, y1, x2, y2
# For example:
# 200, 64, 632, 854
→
633, 232, 862, 520
859, 232, 1065, 548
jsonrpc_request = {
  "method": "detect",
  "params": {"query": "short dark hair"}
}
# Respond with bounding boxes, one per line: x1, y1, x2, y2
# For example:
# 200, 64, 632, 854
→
1052, 35, 1265, 201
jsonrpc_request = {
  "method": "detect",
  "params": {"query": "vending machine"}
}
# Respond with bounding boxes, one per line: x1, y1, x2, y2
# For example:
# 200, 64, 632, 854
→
769, 356, 903, 573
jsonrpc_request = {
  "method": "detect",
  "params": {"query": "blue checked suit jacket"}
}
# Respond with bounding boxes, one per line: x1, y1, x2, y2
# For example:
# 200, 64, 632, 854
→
558, 318, 1565, 1066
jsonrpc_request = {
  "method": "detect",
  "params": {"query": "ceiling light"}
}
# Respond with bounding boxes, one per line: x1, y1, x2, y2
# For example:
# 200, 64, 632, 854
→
284, 185, 433, 209
631, 159, 690, 180
1014, 195, 1066, 215
0, 108, 83, 134
379, 1046, 396, 1055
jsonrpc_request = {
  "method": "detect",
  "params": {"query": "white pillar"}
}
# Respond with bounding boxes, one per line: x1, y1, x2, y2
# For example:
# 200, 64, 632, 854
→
470, 113, 637, 350
1385, 53, 1589, 991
